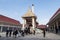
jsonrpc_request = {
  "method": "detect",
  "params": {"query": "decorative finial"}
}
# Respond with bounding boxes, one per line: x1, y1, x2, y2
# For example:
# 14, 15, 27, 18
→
32, 4, 34, 6
32, 4, 34, 13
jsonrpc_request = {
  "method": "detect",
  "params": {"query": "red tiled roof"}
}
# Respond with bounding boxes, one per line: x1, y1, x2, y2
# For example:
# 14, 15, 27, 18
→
0, 15, 21, 25
37, 25, 47, 29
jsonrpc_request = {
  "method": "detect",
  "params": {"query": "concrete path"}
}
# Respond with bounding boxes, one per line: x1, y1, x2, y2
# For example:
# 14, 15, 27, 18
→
0, 32, 60, 40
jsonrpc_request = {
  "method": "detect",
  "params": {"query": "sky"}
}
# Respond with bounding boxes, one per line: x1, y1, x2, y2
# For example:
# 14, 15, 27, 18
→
0, 0, 60, 25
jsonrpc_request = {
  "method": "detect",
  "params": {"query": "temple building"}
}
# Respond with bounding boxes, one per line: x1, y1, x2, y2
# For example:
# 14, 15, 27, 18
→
47, 8, 60, 33
22, 4, 37, 33
37, 25, 47, 30
0, 15, 21, 32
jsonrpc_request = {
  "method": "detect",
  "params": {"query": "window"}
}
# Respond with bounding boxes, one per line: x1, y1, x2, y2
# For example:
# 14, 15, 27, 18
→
2, 27, 8, 32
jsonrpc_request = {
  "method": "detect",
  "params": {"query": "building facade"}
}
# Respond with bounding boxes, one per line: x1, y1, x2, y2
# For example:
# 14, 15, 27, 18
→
22, 4, 37, 33
37, 25, 47, 30
47, 8, 60, 33
0, 15, 21, 32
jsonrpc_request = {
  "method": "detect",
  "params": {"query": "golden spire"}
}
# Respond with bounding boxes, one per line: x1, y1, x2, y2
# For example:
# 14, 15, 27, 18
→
22, 4, 36, 18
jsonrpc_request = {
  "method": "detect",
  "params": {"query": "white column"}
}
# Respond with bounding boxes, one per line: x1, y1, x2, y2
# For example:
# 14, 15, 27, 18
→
7, 27, 9, 30
32, 18, 35, 30
22, 19, 26, 30
24, 19, 26, 25
1, 26, 3, 32
22, 20, 24, 30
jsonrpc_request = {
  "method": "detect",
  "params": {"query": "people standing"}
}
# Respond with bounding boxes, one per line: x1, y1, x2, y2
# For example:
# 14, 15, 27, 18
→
13, 30, 18, 38
33, 30, 35, 35
21, 30, 24, 37
55, 27, 58, 34
24, 27, 28, 35
27, 27, 30, 34
9, 30, 12, 37
43, 29, 46, 37
6, 29, 9, 37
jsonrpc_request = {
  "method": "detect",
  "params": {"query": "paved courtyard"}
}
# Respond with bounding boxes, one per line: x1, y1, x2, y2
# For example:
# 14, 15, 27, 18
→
0, 32, 60, 40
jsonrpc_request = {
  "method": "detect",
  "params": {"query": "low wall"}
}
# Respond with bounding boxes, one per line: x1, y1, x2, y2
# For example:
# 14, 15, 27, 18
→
0, 32, 6, 37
